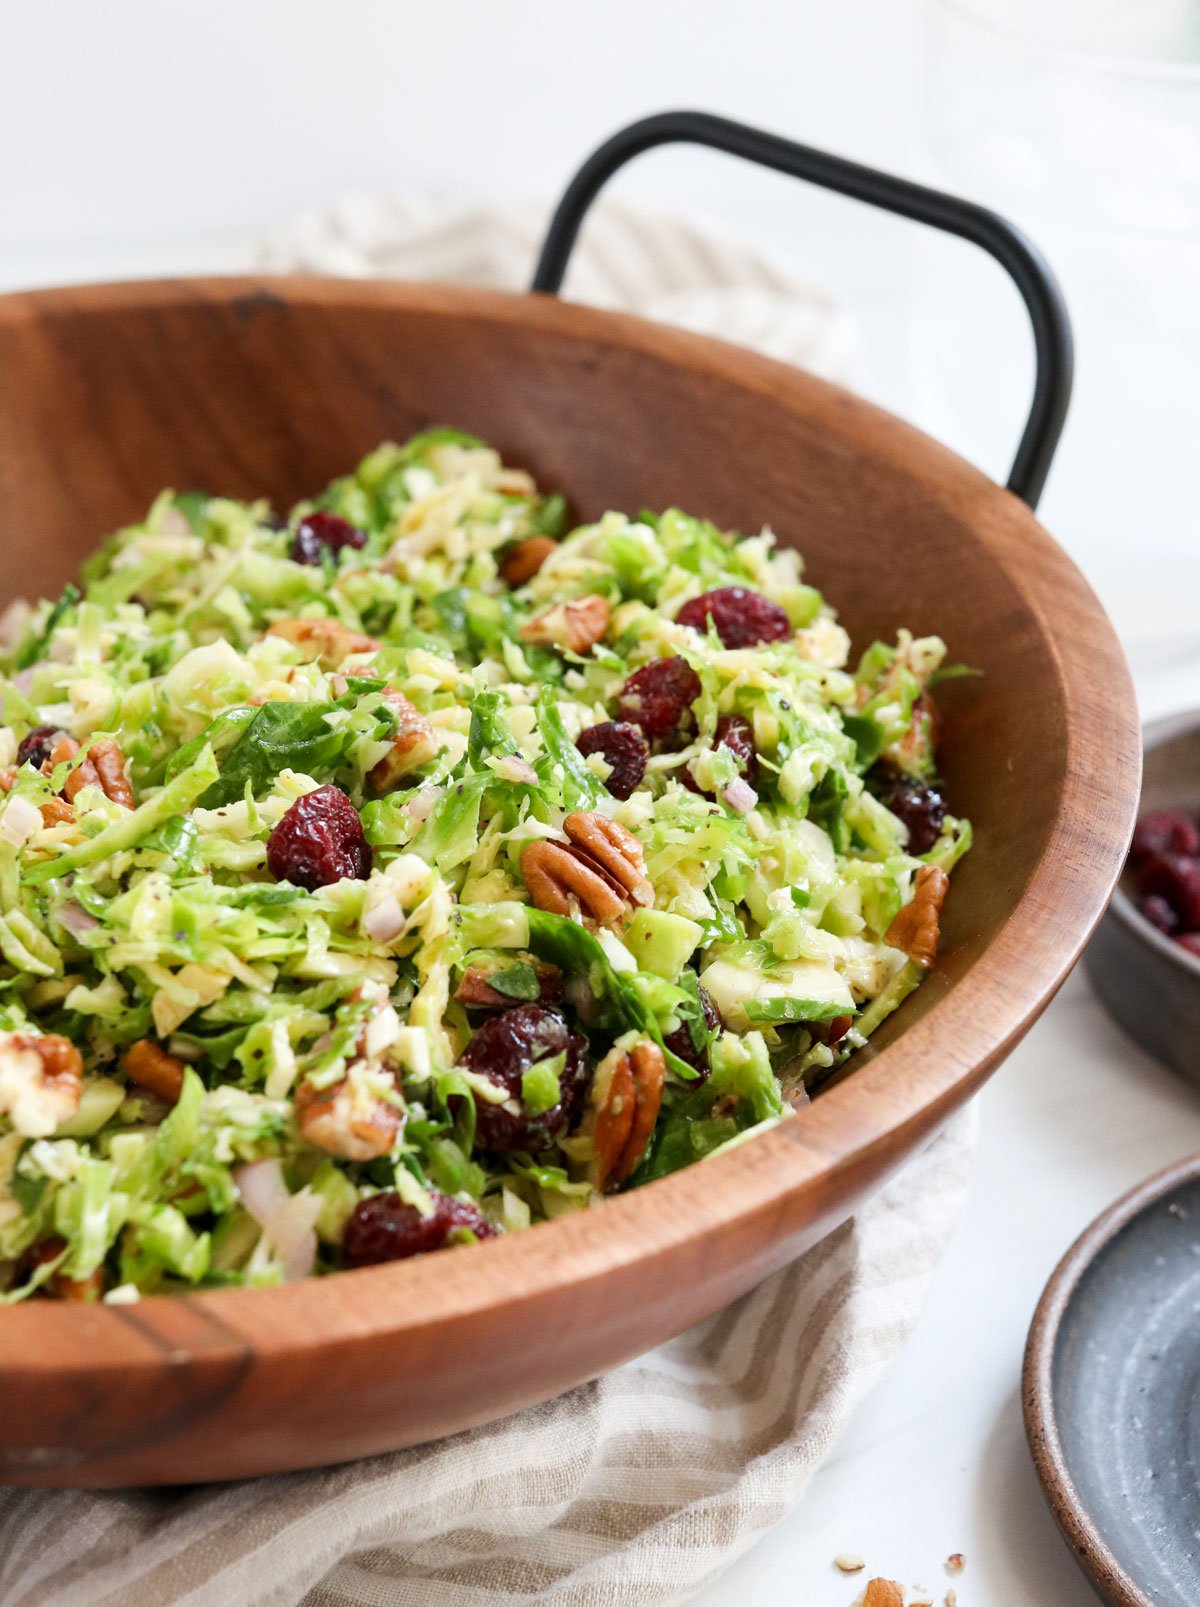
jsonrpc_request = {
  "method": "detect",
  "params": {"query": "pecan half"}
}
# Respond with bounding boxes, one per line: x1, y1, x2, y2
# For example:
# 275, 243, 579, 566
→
884, 864, 950, 968
500, 535, 556, 588
519, 594, 610, 655
295, 1068, 402, 1161
369, 690, 439, 791
587, 1040, 665, 1193
267, 617, 382, 667
521, 839, 626, 924
563, 812, 653, 908
121, 1039, 186, 1104
0, 1031, 83, 1136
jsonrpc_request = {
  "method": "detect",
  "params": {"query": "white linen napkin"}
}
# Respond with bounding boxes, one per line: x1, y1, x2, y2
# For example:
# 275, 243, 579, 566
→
0, 195, 975, 1607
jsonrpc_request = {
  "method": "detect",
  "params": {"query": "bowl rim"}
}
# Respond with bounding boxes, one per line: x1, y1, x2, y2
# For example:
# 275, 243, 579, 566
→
1022, 1151, 1200, 1607
0, 274, 1142, 1376
1107, 709, 1200, 979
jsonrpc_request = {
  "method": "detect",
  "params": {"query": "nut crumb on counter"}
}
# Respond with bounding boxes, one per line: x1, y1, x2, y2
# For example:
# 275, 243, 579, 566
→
945, 1553, 965, 1575
834, 1552, 866, 1573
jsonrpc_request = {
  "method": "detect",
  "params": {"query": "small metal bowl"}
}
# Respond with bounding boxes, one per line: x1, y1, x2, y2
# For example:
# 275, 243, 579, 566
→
1085, 711, 1200, 1082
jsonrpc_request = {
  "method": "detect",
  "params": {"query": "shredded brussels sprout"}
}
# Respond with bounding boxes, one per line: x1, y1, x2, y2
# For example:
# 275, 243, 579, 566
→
0, 430, 969, 1300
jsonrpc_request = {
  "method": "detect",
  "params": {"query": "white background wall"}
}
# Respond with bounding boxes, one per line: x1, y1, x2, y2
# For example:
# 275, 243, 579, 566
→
8, 0, 1198, 676
0, 1, 927, 413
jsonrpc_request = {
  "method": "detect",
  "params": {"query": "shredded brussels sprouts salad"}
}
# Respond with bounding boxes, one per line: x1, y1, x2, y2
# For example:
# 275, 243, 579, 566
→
0, 429, 970, 1302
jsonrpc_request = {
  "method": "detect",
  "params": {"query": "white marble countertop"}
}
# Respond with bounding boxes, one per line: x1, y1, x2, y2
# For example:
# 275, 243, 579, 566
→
694, 967, 1200, 1607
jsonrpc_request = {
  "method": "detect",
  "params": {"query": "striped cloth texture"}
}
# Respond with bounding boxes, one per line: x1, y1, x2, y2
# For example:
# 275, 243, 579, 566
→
0, 197, 975, 1607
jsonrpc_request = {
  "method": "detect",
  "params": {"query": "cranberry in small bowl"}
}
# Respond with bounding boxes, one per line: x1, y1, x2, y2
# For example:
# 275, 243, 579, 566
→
1085, 711, 1200, 1084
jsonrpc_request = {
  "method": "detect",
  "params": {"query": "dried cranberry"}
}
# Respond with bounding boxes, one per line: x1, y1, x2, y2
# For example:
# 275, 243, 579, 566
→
342, 1189, 496, 1267
682, 713, 758, 795
1131, 809, 1200, 864
1139, 893, 1179, 935
16, 725, 63, 772
616, 657, 702, 748
1176, 933, 1200, 960
457, 1003, 589, 1151
676, 586, 791, 649
870, 764, 947, 856
663, 984, 720, 1081
576, 721, 648, 800
291, 511, 368, 566
266, 784, 372, 890
1139, 852, 1200, 930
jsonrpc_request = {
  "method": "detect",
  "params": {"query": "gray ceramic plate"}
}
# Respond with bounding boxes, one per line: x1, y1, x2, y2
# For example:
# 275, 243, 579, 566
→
1025, 1154, 1200, 1607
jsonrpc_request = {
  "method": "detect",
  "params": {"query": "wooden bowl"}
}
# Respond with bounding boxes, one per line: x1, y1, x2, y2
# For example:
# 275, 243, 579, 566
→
0, 277, 1139, 1486
1085, 711, 1200, 1082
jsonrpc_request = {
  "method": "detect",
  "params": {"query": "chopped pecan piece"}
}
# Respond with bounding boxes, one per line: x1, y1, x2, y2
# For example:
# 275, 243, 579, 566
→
88, 739, 134, 808
884, 864, 950, 969
499, 535, 556, 588
495, 466, 538, 496
0, 1031, 83, 1136
563, 811, 653, 908
454, 956, 562, 1009
808, 1014, 853, 1048
53, 736, 133, 808
121, 1039, 186, 1104
267, 616, 382, 668
39, 796, 75, 826
586, 1040, 665, 1193
369, 690, 439, 791
887, 688, 941, 774
20, 1239, 104, 1301
49, 735, 90, 801
518, 594, 610, 655
295, 1068, 402, 1161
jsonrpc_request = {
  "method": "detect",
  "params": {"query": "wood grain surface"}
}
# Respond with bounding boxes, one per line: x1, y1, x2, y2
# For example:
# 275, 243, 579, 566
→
0, 278, 1140, 1485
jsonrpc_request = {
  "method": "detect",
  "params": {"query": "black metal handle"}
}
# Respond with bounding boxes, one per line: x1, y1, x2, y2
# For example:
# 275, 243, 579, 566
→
532, 110, 1073, 510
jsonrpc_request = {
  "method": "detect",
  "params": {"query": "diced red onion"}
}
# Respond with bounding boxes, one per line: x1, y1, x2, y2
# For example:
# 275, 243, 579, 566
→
57, 900, 100, 935
166, 1037, 203, 1063
722, 778, 759, 815
363, 894, 405, 944
0, 601, 31, 651
404, 788, 438, 828
233, 1159, 319, 1283
0, 794, 43, 847
494, 755, 537, 785
159, 507, 192, 540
